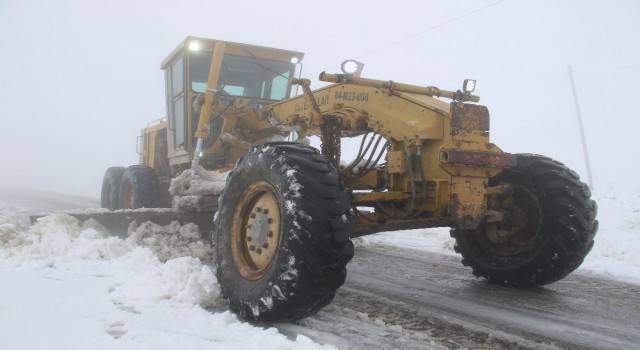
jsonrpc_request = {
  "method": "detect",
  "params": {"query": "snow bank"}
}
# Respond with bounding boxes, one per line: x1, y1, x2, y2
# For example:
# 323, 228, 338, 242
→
1, 213, 127, 260
0, 212, 216, 306
127, 221, 213, 262
1, 182, 637, 349
354, 227, 456, 256
579, 187, 640, 284
0, 203, 336, 350
0, 203, 22, 245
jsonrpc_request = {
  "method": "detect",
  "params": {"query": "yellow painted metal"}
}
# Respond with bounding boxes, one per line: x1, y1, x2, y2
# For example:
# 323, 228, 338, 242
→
343, 170, 384, 191
437, 104, 512, 228
291, 78, 324, 126
157, 37, 304, 174
448, 176, 488, 227
141, 37, 518, 232
352, 191, 410, 203
320, 73, 480, 103
161, 36, 304, 70
387, 150, 406, 174
138, 120, 168, 169
194, 41, 226, 139
263, 84, 449, 142
262, 78, 510, 228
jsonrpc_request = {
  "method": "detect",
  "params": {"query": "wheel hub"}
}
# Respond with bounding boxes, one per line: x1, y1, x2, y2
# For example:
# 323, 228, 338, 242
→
483, 184, 542, 256
231, 181, 281, 280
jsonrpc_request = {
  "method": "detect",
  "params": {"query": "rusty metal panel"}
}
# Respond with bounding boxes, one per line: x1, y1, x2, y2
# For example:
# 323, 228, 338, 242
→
444, 150, 517, 168
448, 176, 488, 229
450, 103, 490, 137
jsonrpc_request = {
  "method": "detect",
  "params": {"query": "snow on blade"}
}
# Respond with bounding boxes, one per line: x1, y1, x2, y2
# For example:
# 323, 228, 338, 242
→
170, 167, 229, 211
170, 167, 228, 196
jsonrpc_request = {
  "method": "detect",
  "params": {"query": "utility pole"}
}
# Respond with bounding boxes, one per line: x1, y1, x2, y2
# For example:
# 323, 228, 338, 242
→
567, 64, 594, 190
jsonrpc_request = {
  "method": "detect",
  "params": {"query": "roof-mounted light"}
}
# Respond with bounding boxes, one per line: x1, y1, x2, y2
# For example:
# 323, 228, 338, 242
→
463, 79, 476, 93
189, 41, 200, 51
340, 59, 364, 77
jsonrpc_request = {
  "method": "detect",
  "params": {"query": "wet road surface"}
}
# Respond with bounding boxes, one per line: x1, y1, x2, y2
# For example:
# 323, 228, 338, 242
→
279, 245, 640, 349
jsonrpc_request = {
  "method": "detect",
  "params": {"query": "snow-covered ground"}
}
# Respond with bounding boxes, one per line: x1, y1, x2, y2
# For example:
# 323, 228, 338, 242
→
0, 202, 335, 350
0, 186, 638, 349
357, 186, 640, 285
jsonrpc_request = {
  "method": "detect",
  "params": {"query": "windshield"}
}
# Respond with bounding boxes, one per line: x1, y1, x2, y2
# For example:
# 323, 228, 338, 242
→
190, 51, 293, 100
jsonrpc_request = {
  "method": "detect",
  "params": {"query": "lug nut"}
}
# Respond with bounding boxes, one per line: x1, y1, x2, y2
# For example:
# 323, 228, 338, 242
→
249, 245, 256, 251
267, 218, 273, 224
247, 236, 252, 242
263, 243, 269, 249
255, 207, 262, 212
256, 248, 262, 254
250, 213, 256, 218
262, 208, 269, 214
268, 231, 274, 237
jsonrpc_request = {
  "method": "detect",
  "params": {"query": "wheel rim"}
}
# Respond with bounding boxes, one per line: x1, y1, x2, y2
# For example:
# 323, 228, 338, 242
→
121, 183, 133, 209
105, 183, 113, 208
482, 184, 543, 257
230, 181, 282, 280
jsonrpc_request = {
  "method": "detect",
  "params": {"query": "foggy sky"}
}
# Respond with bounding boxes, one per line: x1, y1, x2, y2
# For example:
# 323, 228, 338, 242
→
1, 0, 638, 197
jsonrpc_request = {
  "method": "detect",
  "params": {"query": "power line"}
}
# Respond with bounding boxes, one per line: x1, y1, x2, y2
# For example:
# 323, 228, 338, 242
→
481, 72, 566, 92
481, 63, 640, 92
573, 63, 640, 73
568, 64, 594, 190
357, 0, 504, 59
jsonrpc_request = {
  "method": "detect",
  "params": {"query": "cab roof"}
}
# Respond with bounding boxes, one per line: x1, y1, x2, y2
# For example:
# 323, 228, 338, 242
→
161, 36, 305, 69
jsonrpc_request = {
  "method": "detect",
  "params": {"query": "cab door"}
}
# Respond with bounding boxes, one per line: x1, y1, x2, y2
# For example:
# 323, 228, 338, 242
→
165, 55, 186, 152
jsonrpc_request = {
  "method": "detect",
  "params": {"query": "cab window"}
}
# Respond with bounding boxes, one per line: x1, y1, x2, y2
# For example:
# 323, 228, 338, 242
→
166, 56, 185, 148
190, 51, 293, 100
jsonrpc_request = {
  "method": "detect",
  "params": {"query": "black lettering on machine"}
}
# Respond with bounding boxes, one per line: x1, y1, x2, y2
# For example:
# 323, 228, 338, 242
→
334, 90, 369, 102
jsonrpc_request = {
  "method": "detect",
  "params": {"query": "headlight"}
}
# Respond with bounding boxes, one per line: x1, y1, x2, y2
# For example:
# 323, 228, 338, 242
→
340, 59, 364, 77
189, 41, 200, 51
463, 79, 476, 93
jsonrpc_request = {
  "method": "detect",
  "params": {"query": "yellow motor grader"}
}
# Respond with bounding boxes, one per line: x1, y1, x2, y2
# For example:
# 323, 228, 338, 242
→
99, 37, 598, 322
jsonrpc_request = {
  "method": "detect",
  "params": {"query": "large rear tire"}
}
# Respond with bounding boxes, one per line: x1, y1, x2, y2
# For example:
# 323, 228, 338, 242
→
101, 167, 125, 210
119, 165, 160, 209
450, 154, 598, 286
215, 143, 355, 322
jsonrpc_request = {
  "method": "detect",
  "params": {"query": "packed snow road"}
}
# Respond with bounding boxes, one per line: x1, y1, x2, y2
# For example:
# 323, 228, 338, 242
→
280, 245, 640, 350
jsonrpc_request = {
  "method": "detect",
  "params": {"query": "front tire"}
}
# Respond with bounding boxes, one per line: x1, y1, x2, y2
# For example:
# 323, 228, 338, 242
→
215, 143, 355, 322
119, 165, 160, 209
450, 154, 598, 286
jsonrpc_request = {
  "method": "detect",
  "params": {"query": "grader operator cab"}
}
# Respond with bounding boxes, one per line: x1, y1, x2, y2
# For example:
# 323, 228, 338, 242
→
99, 36, 598, 322
101, 38, 304, 212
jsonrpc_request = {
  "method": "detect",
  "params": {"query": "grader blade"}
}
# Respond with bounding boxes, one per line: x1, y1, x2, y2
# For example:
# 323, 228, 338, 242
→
29, 210, 215, 238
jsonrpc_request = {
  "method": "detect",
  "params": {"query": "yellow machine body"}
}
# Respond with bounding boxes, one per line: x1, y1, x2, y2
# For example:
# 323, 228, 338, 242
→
138, 37, 515, 234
